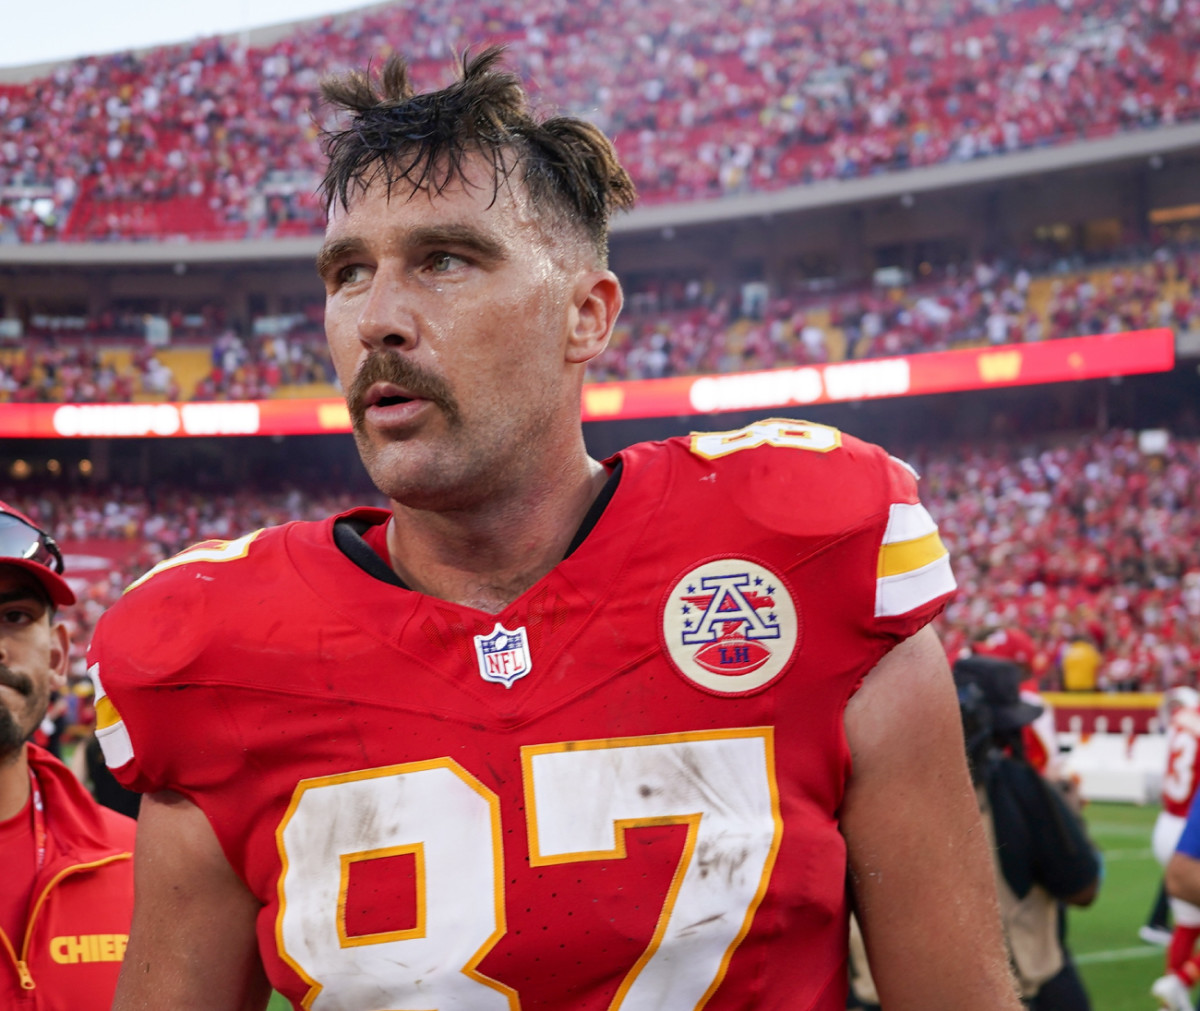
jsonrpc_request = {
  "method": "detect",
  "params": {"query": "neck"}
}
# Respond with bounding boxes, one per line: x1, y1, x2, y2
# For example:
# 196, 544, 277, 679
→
0, 743, 31, 822
388, 451, 609, 613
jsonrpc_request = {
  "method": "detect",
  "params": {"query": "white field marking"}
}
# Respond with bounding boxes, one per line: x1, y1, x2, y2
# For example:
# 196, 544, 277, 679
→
1074, 946, 1167, 966
1098, 847, 1155, 860
1086, 822, 1160, 838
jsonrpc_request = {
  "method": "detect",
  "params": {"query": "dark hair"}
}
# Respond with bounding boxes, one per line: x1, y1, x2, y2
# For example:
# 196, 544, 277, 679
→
319, 46, 637, 265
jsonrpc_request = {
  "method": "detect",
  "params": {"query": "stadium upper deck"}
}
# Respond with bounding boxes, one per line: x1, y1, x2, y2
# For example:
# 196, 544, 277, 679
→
2, 0, 1200, 245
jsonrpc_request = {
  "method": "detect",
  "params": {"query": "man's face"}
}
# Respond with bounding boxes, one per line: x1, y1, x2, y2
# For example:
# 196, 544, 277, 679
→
319, 157, 598, 510
0, 569, 68, 759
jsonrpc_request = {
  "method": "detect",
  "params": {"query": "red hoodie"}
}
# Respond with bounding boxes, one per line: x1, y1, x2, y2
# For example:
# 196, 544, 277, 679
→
0, 744, 135, 1010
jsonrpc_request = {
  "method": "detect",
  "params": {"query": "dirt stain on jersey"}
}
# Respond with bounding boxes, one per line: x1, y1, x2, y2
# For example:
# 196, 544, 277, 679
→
695, 836, 752, 885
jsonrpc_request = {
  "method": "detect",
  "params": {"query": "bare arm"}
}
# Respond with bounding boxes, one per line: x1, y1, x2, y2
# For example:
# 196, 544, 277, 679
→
112, 790, 271, 1011
841, 625, 1022, 1010
1167, 850, 1200, 908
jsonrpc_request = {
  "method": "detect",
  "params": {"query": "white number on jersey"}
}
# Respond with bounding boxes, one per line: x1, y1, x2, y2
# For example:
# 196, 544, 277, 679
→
690, 419, 841, 460
1165, 728, 1199, 807
275, 730, 782, 1010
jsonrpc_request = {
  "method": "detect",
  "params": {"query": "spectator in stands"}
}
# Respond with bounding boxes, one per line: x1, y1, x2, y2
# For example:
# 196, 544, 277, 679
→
1061, 632, 1105, 691
6, 0, 1200, 241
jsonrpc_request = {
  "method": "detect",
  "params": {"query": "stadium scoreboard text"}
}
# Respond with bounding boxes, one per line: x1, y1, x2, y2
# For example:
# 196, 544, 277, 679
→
0, 329, 1175, 438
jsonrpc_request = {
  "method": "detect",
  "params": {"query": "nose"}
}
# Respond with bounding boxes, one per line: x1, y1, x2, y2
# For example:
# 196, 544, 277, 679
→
356, 268, 418, 352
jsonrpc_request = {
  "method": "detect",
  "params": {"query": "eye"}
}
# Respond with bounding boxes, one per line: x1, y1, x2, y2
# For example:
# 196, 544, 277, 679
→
429, 252, 465, 273
337, 263, 373, 286
0, 607, 35, 627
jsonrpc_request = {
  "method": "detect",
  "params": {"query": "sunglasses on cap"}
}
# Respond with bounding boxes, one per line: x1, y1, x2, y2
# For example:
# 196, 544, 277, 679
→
0, 509, 65, 574
0, 509, 64, 571
0, 504, 74, 606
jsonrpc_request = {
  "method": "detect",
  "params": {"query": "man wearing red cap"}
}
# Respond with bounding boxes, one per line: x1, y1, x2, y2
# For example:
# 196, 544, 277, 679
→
972, 628, 1062, 779
0, 502, 136, 1010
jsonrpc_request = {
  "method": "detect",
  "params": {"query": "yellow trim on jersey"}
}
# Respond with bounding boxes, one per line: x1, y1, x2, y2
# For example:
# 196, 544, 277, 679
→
874, 501, 956, 618
336, 844, 426, 948
88, 660, 136, 769
521, 727, 783, 1011
274, 758, 517, 1011
94, 695, 121, 731
876, 529, 948, 579
124, 529, 263, 594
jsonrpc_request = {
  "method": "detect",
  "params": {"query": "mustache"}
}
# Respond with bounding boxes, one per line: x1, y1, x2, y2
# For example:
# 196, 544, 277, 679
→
0, 666, 32, 697
345, 351, 460, 431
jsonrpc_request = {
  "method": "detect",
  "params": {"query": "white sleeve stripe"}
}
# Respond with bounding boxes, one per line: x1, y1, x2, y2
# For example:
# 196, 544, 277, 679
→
882, 502, 938, 544
88, 661, 107, 702
96, 721, 135, 770
875, 554, 957, 618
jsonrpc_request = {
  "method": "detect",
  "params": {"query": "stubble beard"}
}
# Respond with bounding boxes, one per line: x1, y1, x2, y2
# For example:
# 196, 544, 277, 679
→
0, 667, 42, 760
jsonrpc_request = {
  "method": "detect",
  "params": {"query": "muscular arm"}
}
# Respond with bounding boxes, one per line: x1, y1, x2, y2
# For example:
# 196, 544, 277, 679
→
841, 625, 1022, 1010
112, 790, 271, 1011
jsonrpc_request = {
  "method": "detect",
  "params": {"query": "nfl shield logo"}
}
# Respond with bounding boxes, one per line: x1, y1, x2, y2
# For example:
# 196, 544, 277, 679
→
473, 622, 533, 688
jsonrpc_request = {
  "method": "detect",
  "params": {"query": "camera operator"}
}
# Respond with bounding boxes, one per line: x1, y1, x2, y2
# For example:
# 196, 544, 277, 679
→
954, 654, 1101, 1011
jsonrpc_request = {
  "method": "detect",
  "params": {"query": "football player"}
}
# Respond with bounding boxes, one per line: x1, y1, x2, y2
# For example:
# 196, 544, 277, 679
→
1151, 687, 1200, 1009
95, 48, 1022, 1011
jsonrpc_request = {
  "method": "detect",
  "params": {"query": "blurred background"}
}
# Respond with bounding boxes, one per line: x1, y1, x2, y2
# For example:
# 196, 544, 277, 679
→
2, 4, 1200, 1004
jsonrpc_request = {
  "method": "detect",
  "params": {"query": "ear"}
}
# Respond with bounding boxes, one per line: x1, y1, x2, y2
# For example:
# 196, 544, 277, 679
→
47, 620, 70, 694
565, 270, 623, 366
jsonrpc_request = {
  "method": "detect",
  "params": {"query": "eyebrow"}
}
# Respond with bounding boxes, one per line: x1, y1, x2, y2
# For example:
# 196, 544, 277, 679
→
0, 589, 46, 609
316, 237, 367, 281
316, 225, 507, 280
407, 224, 506, 263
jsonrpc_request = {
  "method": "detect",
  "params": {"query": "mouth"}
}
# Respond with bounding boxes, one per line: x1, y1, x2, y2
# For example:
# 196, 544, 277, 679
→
364, 383, 423, 410
346, 351, 461, 433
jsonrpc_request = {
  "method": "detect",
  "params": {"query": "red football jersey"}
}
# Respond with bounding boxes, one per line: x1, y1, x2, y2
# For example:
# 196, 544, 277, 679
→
90, 420, 955, 1011
1163, 707, 1200, 818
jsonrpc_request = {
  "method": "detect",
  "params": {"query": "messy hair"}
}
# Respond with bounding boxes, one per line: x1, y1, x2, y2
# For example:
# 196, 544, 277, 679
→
319, 46, 637, 265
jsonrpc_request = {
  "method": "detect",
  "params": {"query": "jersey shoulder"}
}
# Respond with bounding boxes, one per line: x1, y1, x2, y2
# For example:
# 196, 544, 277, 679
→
88, 511, 376, 788
88, 511, 374, 685
621, 416, 934, 538
95, 523, 285, 653
617, 418, 954, 624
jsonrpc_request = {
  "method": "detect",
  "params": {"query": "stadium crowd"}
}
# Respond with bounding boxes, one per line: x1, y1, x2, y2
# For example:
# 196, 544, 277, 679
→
924, 428, 1200, 693
3, 426, 1198, 700
2, 239, 1196, 401
2, 0, 1198, 243
596, 239, 1200, 380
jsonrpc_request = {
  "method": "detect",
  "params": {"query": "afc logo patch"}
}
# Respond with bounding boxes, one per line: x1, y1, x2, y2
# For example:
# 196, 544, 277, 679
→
474, 622, 532, 688
660, 558, 800, 695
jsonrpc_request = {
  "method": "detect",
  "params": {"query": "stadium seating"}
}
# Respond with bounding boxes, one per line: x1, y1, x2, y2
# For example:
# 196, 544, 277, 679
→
2, 0, 1199, 243
3, 238, 1195, 400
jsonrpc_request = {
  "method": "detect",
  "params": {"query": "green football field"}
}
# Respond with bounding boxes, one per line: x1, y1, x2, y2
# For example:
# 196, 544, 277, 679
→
264, 801, 1172, 1011
1074, 801, 1173, 1010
